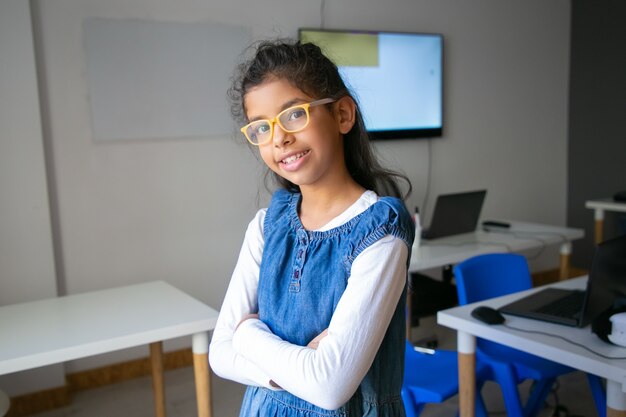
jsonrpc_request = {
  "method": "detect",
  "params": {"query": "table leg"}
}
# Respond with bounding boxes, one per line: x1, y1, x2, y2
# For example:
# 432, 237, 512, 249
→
559, 242, 572, 281
149, 341, 166, 417
192, 332, 212, 417
595, 209, 605, 245
607, 380, 626, 417
458, 331, 477, 417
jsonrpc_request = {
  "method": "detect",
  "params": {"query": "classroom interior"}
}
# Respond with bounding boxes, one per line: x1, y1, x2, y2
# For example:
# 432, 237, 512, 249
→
1, 0, 625, 416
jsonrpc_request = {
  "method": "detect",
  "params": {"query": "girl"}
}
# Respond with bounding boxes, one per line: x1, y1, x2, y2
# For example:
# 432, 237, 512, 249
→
209, 40, 414, 417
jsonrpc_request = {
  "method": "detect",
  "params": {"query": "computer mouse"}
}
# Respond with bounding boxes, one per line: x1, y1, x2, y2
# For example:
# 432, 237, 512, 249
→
471, 306, 506, 325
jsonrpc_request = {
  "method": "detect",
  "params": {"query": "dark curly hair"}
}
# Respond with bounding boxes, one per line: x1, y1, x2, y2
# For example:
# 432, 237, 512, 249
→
229, 39, 411, 199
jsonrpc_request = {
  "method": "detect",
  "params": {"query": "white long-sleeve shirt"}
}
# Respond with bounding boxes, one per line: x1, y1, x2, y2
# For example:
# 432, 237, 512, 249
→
209, 191, 408, 410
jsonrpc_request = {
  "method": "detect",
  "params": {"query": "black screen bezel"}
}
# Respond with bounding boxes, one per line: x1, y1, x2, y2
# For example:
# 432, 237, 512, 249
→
298, 28, 444, 141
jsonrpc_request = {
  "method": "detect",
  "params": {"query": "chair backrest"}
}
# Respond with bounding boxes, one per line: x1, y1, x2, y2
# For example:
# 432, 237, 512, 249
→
453, 253, 532, 305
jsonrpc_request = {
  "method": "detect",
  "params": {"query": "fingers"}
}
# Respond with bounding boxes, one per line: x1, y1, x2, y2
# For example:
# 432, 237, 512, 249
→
236, 313, 259, 330
307, 329, 329, 350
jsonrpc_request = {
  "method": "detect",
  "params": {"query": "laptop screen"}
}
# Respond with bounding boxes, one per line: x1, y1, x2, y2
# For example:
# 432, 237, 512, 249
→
422, 190, 487, 240
582, 234, 626, 324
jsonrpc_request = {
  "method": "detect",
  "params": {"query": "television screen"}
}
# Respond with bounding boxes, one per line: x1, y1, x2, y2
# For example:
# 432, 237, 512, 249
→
299, 29, 443, 140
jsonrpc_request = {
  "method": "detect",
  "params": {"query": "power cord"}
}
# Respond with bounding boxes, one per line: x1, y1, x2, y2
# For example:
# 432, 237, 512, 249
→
548, 401, 585, 417
420, 138, 433, 222
503, 323, 626, 360
482, 228, 572, 260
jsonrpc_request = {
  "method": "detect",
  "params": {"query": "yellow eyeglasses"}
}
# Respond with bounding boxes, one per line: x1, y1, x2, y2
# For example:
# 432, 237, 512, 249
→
240, 98, 335, 145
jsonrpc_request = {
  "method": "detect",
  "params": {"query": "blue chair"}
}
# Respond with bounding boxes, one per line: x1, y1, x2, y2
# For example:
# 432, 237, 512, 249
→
402, 340, 489, 417
453, 253, 605, 417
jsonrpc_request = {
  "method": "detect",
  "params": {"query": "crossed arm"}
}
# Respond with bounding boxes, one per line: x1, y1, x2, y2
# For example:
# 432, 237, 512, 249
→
209, 211, 408, 410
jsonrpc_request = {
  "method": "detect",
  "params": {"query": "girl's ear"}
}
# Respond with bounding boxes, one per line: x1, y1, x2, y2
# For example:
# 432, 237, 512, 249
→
334, 96, 357, 134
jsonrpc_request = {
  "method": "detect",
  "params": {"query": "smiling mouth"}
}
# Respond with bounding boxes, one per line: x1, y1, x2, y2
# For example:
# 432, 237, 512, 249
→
281, 150, 310, 164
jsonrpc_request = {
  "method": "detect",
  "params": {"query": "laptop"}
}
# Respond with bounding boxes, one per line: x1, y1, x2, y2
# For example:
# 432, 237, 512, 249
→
421, 190, 487, 240
499, 234, 626, 327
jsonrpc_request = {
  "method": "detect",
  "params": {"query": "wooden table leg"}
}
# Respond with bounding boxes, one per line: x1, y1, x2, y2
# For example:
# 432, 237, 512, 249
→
559, 242, 572, 281
458, 331, 477, 417
594, 209, 605, 245
193, 332, 212, 417
149, 341, 166, 417
607, 380, 626, 417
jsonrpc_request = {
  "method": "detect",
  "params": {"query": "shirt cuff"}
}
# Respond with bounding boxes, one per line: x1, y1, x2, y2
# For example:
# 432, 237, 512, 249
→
232, 318, 284, 390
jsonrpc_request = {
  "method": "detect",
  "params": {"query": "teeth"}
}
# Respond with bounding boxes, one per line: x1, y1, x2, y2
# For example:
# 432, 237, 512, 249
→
282, 151, 307, 164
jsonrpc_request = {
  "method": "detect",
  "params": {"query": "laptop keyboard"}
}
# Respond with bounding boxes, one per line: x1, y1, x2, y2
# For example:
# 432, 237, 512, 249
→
534, 291, 585, 319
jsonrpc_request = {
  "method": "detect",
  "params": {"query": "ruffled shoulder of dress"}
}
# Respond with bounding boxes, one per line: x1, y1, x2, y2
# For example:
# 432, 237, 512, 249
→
264, 189, 300, 234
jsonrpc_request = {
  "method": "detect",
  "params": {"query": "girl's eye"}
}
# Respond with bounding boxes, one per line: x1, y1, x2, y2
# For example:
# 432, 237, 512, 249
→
286, 107, 306, 121
254, 122, 271, 135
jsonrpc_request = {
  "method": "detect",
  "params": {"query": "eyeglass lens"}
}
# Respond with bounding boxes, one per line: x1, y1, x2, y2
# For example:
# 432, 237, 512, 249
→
245, 105, 309, 144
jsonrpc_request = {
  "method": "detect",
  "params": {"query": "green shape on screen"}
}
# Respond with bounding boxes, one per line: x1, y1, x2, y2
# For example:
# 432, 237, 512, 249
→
300, 31, 378, 67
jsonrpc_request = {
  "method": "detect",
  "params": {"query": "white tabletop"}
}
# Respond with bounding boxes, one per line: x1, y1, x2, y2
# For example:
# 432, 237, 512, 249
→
410, 221, 583, 271
0, 281, 219, 375
586, 199, 626, 213
437, 277, 626, 387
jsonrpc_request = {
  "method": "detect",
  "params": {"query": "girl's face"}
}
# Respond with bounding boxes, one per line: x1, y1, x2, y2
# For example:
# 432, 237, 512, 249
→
243, 78, 354, 191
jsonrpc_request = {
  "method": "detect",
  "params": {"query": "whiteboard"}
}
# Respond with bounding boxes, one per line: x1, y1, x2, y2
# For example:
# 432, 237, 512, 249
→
83, 18, 251, 140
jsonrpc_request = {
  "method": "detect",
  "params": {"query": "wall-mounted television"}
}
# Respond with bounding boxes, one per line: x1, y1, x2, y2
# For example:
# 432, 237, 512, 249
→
299, 28, 443, 140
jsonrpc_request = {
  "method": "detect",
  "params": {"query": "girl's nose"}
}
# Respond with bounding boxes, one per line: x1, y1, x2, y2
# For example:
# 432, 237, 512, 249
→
273, 124, 294, 147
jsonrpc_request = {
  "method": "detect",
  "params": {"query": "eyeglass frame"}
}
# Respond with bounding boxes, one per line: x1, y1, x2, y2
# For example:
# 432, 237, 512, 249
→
240, 98, 336, 146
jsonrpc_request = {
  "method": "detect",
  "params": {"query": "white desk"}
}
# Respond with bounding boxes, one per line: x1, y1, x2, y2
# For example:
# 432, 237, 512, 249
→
438, 277, 626, 417
410, 220, 583, 278
586, 199, 626, 244
406, 221, 584, 336
0, 281, 219, 417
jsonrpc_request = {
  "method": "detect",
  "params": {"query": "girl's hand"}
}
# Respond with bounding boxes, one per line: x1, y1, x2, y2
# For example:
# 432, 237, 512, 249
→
307, 329, 328, 350
236, 313, 259, 330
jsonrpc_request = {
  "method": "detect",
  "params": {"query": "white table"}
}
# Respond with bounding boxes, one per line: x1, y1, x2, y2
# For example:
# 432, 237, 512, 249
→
406, 221, 583, 336
438, 277, 626, 417
410, 220, 583, 278
0, 281, 219, 417
586, 199, 626, 244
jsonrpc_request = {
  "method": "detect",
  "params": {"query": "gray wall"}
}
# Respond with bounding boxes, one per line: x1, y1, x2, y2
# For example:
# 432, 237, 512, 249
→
0, 0, 66, 396
1, 0, 572, 395
568, 0, 626, 268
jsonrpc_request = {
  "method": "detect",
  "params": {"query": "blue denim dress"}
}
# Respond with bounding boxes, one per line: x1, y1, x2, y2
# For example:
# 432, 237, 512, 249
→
239, 189, 414, 417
